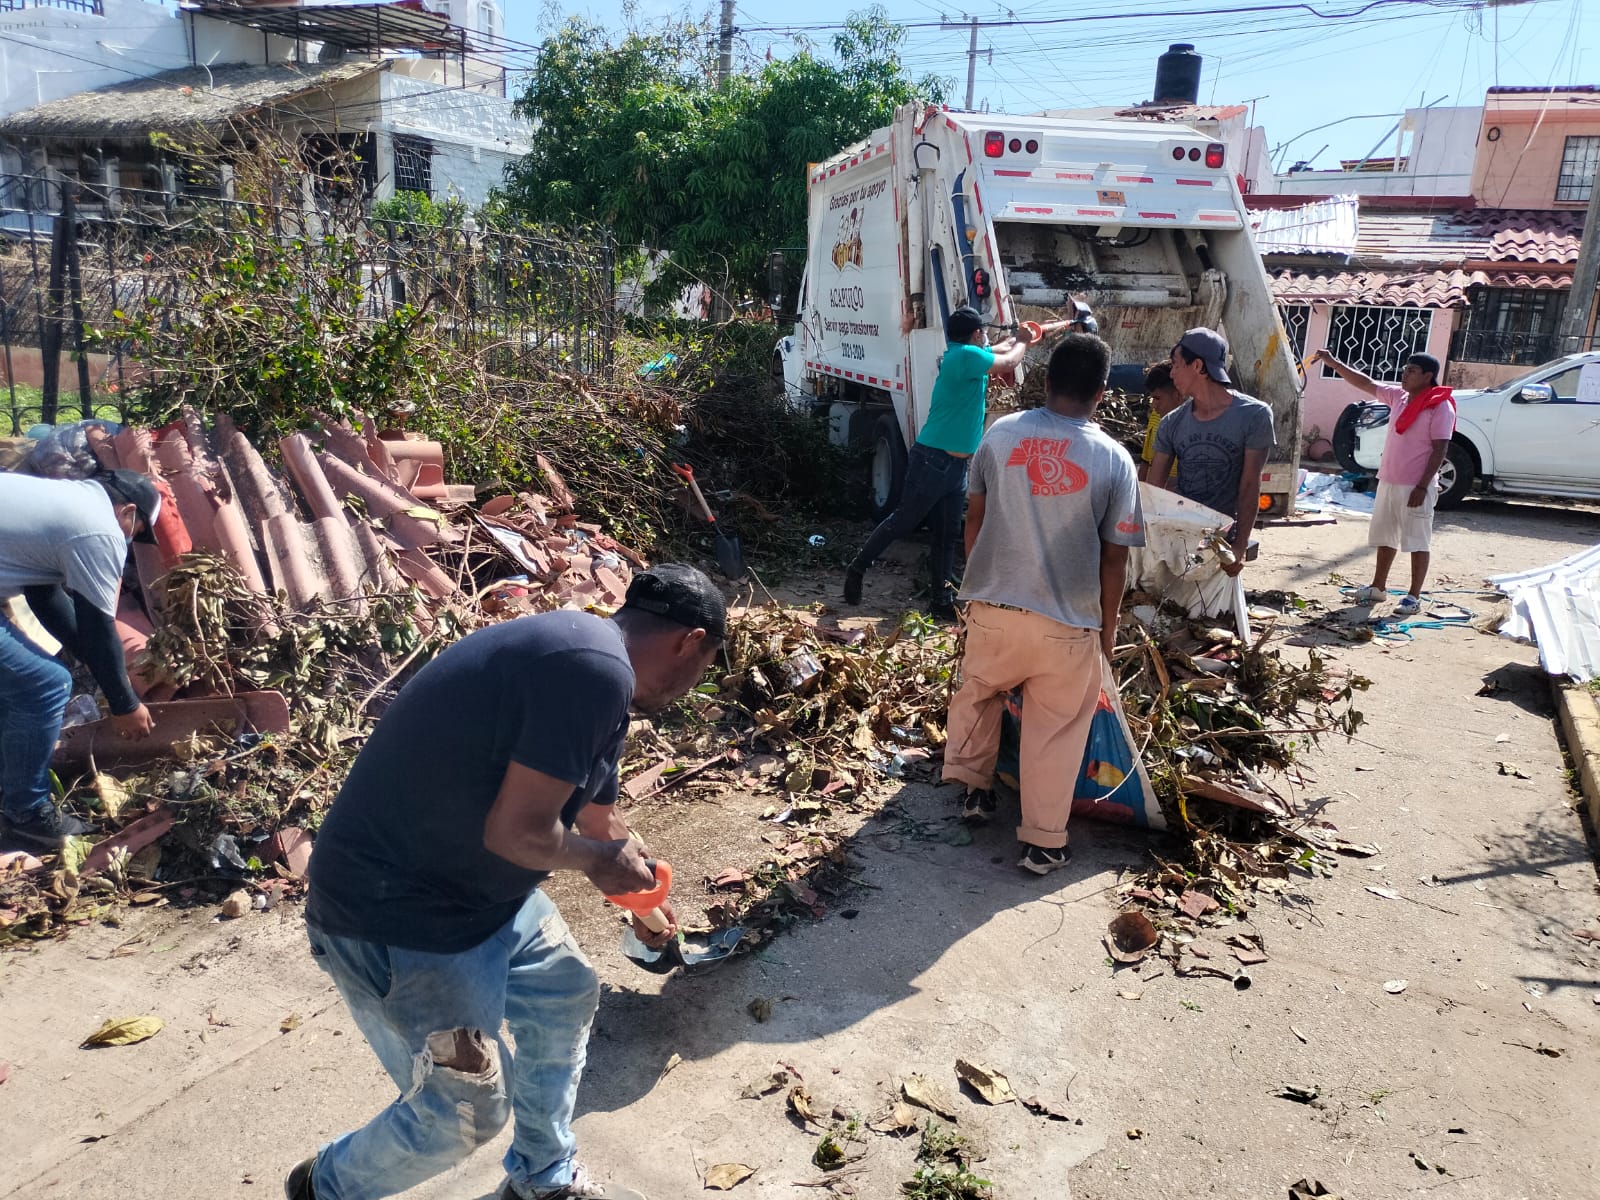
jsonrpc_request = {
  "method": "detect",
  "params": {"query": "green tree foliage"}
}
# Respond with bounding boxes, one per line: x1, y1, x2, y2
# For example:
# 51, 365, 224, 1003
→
501, 7, 947, 297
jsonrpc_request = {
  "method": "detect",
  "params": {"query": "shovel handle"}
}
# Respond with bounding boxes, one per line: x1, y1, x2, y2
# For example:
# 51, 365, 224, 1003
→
671, 463, 719, 526
633, 906, 671, 934
605, 859, 673, 917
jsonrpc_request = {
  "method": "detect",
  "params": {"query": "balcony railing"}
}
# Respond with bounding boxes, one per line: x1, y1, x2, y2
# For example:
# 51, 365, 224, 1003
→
0, 1, 105, 12
1449, 328, 1559, 365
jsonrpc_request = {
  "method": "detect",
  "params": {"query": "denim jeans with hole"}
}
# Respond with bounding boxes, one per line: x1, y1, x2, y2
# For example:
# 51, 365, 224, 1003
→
307, 888, 601, 1200
0, 613, 73, 825
850, 443, 969, 606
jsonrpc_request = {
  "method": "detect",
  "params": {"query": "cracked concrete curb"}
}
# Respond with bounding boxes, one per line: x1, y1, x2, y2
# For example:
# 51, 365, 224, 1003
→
1554, 680, 1600, 832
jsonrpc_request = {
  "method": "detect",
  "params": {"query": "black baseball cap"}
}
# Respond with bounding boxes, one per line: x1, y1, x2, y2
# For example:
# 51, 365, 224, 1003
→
97, 469, 162, 544
1176, 327, 1232, 384
621, 563, 727, 642
946, 306, 984, 341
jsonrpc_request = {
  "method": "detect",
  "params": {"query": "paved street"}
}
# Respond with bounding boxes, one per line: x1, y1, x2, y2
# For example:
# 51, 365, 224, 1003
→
2, 497, 1596, 1200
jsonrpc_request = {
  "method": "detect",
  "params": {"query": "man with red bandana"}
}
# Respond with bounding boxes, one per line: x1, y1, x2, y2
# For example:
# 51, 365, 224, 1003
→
1314, 349, 1455, 615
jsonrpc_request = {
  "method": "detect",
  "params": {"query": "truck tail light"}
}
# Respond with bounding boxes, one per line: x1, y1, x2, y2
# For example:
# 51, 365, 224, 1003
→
983, 131, 1005, 158
973, 267, 991, 300
1205, 143, 1225, 168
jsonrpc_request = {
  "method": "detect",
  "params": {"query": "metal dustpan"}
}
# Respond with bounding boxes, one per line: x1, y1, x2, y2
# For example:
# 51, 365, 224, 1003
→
620, 925, 746, 976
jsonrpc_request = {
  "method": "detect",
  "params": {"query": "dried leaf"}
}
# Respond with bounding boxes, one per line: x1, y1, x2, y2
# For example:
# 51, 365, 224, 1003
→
659, 1052, 683, 1079
704, 1163, 754, 1190
740, 1068, 790, 1099
280, 1014, 302, 1034
94, 772, 130, 821
787, 1085, 821, 1125
955, 1058, 1017, 1105
1117, 989, 1142, 1000
747, 997, 773, 1023
1495, 761, 1530, 780
81, 1015, 163, 1048
1019, 1095, 1071, 1121
902, 1074, 959, 1120
1291, 1026, 1308, 1044
870, 1100, 922, 1133
1365, 886, 1403, 901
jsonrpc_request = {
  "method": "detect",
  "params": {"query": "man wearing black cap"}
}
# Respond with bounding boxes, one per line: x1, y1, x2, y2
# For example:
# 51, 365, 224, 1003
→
1146, 327, 1276, 576
843, 306, 1036, 618
0, 469, 158, 849
288, 564, 727, 1200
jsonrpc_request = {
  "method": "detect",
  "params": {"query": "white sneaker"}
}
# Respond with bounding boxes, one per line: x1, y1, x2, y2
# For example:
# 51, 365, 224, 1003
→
1394, 594, 1422, 616
504, 1164, 647, 1200
1354, 585, 1384, 606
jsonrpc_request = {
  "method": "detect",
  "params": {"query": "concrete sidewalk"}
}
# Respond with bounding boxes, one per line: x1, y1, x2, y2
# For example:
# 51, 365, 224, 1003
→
3, 497, 1596, 1200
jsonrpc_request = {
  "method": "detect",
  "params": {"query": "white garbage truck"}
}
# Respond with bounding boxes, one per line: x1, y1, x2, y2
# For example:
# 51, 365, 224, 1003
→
771, 101, 1302, 519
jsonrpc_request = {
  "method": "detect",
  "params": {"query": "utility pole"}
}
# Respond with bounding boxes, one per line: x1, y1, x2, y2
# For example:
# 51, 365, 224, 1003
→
1557, 158, 1600, 355
718, 0, 736, 87
940, 16, 994, 111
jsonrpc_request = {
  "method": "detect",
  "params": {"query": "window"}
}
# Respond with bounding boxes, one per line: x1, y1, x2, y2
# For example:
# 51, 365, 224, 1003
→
1277, 303, 1309, 363
1541, 364, 1598, 403
392, 135, 433, 198
1323, 305, 1433, 382
1556, 135, 1600, 203
1449, 287, 1567, 364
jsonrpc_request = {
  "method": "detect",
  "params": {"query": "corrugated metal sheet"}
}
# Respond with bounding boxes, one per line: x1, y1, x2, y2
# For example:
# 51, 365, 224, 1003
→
1352, 211, 1491, 266
1489, 543, 1600, 683
1250, 195, 1359, 256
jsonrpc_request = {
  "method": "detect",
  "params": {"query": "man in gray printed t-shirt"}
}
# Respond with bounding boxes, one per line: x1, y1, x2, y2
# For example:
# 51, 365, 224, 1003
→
942, 334, 1145, 876
1146, 327, 1276, 577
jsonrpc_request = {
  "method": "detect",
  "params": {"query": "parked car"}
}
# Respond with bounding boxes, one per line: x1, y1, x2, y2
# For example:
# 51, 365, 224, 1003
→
1331, 352, 1600, 507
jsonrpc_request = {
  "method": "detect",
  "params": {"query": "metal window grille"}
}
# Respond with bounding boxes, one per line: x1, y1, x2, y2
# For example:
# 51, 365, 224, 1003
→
1556, 135, 1600, 203
1277, 303, 1309, 362
1322, 305, 1433, 382
392, 136, 433, 198
1448, 287, 1567, 364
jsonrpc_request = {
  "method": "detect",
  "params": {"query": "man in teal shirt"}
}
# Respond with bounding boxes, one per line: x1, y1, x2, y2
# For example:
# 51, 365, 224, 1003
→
843, 306, 1034, 619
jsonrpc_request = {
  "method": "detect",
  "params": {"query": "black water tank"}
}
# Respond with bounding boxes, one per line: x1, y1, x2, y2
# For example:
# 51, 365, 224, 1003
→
1153, 43, 1202, 105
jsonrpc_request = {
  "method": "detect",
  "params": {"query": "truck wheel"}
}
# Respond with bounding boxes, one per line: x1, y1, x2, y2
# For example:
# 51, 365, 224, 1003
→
869, 414, 908, 522
1435, 440, 1475, 509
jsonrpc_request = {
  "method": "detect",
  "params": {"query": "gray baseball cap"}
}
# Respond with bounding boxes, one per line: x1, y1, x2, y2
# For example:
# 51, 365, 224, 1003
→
1176, 327, 1231, 384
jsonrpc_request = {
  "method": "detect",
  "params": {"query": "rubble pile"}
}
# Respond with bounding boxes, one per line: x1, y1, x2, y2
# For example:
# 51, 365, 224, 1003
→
1, 408, 651, 944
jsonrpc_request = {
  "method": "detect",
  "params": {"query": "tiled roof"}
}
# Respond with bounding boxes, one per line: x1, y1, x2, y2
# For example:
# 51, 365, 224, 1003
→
1481, 269, 1572, 290
1466, 209, 1585, 264
1270, 268, 1485, 308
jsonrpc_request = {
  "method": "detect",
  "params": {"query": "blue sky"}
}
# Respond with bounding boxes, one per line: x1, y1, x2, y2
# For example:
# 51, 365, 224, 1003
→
500, 0, 1593, 173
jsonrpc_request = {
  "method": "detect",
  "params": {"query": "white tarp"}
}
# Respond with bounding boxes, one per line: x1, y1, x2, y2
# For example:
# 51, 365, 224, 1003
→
1296, 471, 1375, 517
1128, 484, 1246, 637
1488, 543, 1600, 682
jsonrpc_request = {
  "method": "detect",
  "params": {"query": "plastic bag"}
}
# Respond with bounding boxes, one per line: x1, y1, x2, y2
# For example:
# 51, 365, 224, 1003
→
995, 660, 1165, 829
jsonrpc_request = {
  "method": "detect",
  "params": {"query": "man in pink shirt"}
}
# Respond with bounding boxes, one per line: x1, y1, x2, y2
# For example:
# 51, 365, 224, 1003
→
1314, 349, 1456, 615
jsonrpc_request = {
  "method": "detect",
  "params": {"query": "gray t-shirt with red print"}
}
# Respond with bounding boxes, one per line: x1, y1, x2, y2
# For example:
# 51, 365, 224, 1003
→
962, 407, 1146, 630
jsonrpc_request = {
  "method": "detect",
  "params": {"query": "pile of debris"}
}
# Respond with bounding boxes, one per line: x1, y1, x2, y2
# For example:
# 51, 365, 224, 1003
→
2, 407, 650, 944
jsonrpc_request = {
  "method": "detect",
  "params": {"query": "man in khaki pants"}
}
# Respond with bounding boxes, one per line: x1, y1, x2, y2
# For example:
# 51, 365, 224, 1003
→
942, 334, 1145, 874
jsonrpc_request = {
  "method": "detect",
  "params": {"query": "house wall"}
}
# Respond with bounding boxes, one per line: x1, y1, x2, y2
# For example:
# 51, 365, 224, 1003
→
0, 1, 298, 122
1471, 90, 1600, 209
1273, 106, 1479, 198
377, 69, 530, 206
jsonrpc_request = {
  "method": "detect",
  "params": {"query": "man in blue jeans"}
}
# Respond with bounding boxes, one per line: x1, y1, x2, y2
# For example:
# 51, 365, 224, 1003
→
1, 470, 158, 850
842, 306, 1035, 619
287, 565, 726, 1200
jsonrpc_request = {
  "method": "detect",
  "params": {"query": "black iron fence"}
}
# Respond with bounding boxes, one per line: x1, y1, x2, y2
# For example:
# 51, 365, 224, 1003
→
1, 174, 616, 434
1448, 327, 1560, 366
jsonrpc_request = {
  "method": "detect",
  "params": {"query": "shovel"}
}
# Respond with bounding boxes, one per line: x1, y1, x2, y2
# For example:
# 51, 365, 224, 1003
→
606, 859, 746, 976
671, 462, 746, 580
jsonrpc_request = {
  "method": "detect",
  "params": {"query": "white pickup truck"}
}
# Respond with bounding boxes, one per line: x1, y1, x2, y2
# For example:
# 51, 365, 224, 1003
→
772, 101, 1302, 518
1333, 352, 1600, 506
